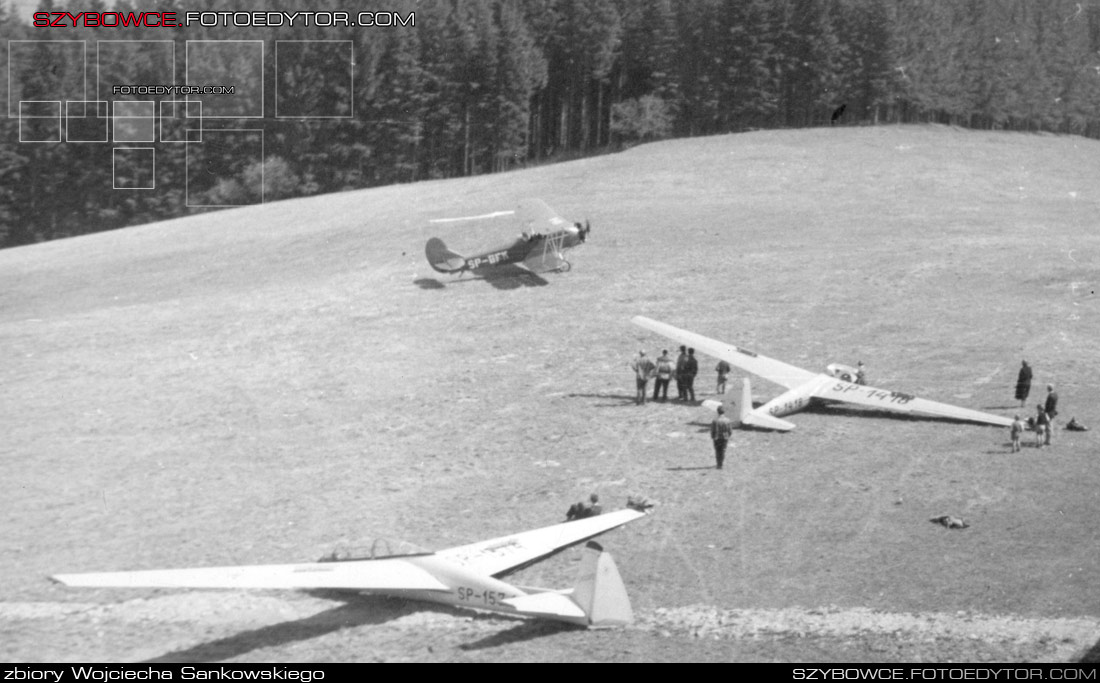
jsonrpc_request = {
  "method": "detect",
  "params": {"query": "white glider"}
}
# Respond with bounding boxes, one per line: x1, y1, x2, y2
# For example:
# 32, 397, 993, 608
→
632, 316, 1012, 431
52, 508, 647, 627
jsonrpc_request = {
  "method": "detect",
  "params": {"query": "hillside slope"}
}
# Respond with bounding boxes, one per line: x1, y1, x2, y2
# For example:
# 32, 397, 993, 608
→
2, 125, 1098, 662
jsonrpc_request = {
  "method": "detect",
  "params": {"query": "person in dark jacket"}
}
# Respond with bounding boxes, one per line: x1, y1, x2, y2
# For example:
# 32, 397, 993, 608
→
1034, 404, 1051, 448
710, 406, 734, 469
1015, 361, 1032, 408
1043, 384, 1059, 443
683, 348, 698, 402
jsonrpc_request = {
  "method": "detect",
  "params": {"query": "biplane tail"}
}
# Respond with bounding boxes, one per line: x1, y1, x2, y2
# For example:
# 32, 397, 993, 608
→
425, 237, 467, 274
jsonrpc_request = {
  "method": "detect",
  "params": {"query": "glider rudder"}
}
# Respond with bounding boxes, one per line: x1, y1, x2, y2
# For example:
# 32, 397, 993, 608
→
425, 237, 467, 273
569, 541, 634, 627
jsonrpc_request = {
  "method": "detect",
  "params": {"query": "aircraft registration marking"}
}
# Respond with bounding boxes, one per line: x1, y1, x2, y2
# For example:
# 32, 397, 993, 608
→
771, 397, 809, 415
831, 383, 915, 404
465, 250, 509, 269
456, 586, 509, 606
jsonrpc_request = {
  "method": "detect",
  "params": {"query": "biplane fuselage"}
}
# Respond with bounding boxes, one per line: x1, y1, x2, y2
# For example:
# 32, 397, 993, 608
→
457, 227, 586, 272
426, 200, 589, 275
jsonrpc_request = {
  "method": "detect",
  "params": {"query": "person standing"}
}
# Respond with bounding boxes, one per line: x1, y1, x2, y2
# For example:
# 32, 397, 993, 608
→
1043, 384, 1059, 444
1009, 414, 1024, 453
675, 346, 687, 401
653, 350, 673, 401
716, 359, 731, 394
683, 348, 698, 402
1015, 361, 1032, 408
710, 406, 734, 469
1034, 404, 1050, 448
855, 361, 867, 386
631, 350, 656, 405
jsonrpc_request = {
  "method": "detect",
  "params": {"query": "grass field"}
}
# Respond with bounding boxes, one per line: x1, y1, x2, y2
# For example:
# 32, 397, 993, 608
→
1, 125, 1098, 662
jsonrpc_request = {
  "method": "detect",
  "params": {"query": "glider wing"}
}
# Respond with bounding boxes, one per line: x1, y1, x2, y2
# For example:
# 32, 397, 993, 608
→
812, 379, 1014, 427
51, 558, 449, 592
631, 316, 819, 390
436, 508, 646, 578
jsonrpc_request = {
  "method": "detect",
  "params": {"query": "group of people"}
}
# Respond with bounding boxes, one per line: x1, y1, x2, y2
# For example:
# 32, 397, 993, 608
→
1009, 360, 1082, 451
630, 346, 701, 405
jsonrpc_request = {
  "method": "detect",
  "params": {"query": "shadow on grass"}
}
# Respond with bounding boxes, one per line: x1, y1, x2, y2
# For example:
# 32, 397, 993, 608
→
666, 466, 714, 472
414, 277, 446, 289
1080, 635, 1100, 663
566, 392, 638, 408
413, 266, 550, 290
458, 619, 580, 652
139, 594, 458, 663
478, 265, 550, 289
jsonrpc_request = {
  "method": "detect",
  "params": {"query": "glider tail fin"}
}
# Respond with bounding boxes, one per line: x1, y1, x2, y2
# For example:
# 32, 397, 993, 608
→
425, 237, 467, 274
569, 541, 633, 627
739, 376, 754, 424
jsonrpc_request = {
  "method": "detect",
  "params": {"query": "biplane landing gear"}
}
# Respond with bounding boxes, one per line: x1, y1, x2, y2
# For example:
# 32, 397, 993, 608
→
557, 260, 572, 273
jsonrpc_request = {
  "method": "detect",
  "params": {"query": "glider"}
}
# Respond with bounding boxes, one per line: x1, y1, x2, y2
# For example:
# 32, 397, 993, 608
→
51, 508, 647, 627
425, 199, 589, 275
632, 316, 1013, 431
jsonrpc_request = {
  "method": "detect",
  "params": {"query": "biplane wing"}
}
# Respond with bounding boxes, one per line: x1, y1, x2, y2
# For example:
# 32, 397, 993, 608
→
632, 316, 1012, 429
515, 198, 570, 233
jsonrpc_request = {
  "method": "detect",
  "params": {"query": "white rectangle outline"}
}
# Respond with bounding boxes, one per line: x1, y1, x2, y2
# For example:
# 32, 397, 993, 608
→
18, 100, 62, 142
8, 40, 88, 119
112, 147, 156, 190
185, 40, 264, 119
185, 128, 264, 207
112, 100, 156, 142
96, 40, 176, 104
65, 100, 109, 143
159, 100, 202, 143
274, 40, 355, 119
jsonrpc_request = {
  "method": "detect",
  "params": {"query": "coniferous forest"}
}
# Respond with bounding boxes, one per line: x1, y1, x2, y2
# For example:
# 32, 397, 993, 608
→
2, 0, 1100, 248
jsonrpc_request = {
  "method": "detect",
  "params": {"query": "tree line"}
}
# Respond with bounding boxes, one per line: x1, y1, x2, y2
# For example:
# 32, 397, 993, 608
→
2, 0, 1099, 248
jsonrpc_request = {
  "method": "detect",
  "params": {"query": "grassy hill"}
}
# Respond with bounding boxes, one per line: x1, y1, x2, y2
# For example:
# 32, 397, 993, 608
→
1, 125, 1098, 662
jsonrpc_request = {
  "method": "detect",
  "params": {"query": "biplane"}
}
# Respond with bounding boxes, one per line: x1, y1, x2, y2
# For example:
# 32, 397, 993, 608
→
632, 316, 1013, 431
425, 199, 590, 275
51, 508, 647, 627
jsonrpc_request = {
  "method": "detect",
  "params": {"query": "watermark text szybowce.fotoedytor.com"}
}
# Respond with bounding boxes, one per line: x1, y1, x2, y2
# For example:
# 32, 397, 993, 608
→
32, 11, 414, 28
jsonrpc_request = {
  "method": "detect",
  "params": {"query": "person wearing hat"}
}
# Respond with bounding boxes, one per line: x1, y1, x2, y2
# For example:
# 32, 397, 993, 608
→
710, 406, 735, 469
631, 350, 656, 405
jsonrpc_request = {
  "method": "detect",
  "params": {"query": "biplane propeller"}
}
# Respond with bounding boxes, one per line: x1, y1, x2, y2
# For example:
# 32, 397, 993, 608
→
426, 199, 589, 276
